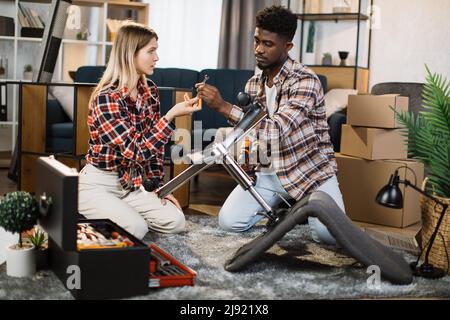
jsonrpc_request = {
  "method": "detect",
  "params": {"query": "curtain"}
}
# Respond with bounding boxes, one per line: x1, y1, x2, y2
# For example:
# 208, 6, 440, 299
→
148, 0, 223, 71
218, 0, 284, 70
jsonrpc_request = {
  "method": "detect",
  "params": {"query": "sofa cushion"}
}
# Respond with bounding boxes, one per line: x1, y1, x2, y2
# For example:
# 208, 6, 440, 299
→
324, 88, 357, 119
49, 138, 73, 154
46, 99, 72, 152
371, 82, 424, 116
51, 122, 73, 138
148, 68, 199, 118
194, 69, 254, 129
48, 86, 74, 120
150, 68, 198, 89
191, 69, 254, 150
75, 66, 106, 83
47, 99, 71, 124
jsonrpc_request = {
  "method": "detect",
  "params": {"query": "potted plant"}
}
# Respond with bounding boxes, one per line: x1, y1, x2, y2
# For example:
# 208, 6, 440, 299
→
322, 53, 332, 65
394, 65, 450, 272
0, 191, 40, 277
29, 225, 48, 270
23, 64, 33, 80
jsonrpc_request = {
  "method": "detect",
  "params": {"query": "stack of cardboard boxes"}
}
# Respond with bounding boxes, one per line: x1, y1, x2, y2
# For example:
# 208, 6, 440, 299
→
336, 94, 424, 252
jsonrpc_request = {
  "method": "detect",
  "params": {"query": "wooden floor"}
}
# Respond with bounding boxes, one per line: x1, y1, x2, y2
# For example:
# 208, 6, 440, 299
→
0, 152, 11, 169
0, 165, 237, 216
0, 169, 16, 197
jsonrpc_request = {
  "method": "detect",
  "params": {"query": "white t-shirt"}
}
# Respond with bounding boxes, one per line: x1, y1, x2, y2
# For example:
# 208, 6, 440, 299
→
258, 82, 278, 174
239, 81, 277, 174
265, 82, 277, 118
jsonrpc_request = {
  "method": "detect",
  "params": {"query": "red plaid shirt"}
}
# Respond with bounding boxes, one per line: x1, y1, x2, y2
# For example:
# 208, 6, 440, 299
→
228, 57, 337, 200
86, 79, 175, 191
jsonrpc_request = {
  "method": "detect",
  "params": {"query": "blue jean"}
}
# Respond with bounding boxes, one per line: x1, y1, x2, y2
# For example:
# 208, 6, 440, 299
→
218, 172, 346, 245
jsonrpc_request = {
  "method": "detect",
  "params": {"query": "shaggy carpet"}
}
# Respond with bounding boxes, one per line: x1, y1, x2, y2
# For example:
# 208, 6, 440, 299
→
1, 214, 449, 300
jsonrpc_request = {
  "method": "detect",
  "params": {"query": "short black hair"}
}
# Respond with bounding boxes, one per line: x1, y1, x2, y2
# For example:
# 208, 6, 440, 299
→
256, 5, 297, 41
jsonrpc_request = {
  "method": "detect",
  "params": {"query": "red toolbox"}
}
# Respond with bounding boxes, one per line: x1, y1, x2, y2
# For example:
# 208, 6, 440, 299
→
148, 243, 196, 288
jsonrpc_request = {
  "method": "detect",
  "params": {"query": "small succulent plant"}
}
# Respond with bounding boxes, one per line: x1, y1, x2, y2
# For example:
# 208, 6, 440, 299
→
29, 226, 47, 249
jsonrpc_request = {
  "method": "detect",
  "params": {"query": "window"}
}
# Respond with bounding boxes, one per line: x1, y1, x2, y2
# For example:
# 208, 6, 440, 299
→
147, 0, 223, 71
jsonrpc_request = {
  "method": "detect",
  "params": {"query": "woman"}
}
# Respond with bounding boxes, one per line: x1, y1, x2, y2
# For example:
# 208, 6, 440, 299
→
78, 23, 200, 239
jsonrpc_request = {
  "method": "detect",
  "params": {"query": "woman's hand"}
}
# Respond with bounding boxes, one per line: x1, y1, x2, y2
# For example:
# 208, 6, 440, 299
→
165, 97, 201, 121
160, 194, 182, 211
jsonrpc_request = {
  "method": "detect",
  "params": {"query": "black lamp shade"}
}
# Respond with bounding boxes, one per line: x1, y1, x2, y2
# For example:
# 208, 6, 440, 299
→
375, 172, 404, 209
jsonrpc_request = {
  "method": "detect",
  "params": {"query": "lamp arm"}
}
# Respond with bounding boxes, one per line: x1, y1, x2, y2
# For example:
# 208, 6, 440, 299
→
400, 179, 446, 206
401, 179, 449, 265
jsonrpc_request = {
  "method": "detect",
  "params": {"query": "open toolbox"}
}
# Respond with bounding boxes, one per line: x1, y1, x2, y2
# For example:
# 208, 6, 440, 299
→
36, 156, 196, 300
76, 222, 196, 288
148, 243, 196, 288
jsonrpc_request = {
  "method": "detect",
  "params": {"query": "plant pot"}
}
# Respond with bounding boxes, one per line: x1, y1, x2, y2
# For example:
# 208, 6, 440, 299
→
322, 56, 332, 66
35, 247, 49, 270
6, 243, 36, 277
23, 71, 33, 81
302, 52, 317, 66
420, 179, 450, 275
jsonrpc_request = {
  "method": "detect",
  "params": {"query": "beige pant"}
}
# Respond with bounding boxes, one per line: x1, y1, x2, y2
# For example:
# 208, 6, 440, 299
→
78, 164, 185, 239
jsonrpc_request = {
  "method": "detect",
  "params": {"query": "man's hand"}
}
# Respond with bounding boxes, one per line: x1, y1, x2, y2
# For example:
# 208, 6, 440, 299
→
195, 83, 231, 116
241, 164, 256, 182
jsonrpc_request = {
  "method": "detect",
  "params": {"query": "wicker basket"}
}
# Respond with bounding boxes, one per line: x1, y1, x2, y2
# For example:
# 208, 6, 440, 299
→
420, 178, 450, 274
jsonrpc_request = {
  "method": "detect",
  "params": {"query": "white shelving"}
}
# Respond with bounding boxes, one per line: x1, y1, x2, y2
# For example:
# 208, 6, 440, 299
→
0, 0, 148, 154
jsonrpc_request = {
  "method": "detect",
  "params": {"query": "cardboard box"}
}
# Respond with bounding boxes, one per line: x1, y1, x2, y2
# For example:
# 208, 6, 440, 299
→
336, 153, 424, 228
347, 94, 408, 128
354, 221, 421, 255
340, 124, 407, 160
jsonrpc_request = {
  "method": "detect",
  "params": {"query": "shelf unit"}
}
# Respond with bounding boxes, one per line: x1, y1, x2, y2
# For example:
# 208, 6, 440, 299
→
0, 0, 149, 155
16, 82, 192, 208
296, 12, 369, 21
289, 0, 373, 93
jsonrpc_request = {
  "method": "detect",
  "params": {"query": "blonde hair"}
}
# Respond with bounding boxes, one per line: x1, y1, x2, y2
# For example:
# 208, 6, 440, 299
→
89, 22, 158, 107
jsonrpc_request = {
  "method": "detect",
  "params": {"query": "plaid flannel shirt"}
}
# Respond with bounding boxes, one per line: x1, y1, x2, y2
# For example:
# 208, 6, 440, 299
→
86, 79, 175, 191
228, 57, 337, 200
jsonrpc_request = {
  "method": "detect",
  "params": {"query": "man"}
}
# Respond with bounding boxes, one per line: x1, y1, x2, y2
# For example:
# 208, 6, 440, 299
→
196, 5, 346, 245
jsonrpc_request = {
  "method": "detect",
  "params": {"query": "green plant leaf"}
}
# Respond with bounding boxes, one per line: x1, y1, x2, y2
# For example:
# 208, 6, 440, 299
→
0, 191, 39, 245
392, 65, 450, 198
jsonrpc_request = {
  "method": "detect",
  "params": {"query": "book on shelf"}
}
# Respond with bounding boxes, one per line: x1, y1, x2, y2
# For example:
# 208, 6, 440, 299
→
0, 106, 6, 121
0, 83, 5, 103
18, 8, 29, 28
18, 2, 45, 29
0, 83, 6, 121
29, 8, 45, 28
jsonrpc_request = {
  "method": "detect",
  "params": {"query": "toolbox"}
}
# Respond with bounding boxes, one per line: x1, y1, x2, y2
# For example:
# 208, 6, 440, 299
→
36, 156, 195, 300
148, 243, 196, 288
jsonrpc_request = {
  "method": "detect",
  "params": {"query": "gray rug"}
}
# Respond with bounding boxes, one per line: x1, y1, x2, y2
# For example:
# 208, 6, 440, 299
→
1, 214, 449, 300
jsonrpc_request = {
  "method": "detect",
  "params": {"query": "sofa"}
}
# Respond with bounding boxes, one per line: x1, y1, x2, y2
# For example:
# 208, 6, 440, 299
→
46, 66, 329, 155
46, 66, 106, 153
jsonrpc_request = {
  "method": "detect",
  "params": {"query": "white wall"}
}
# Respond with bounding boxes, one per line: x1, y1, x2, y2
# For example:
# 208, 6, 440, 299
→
369, 0, 450, 89
290, 0, 371, 68
290, 0, 450, 90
